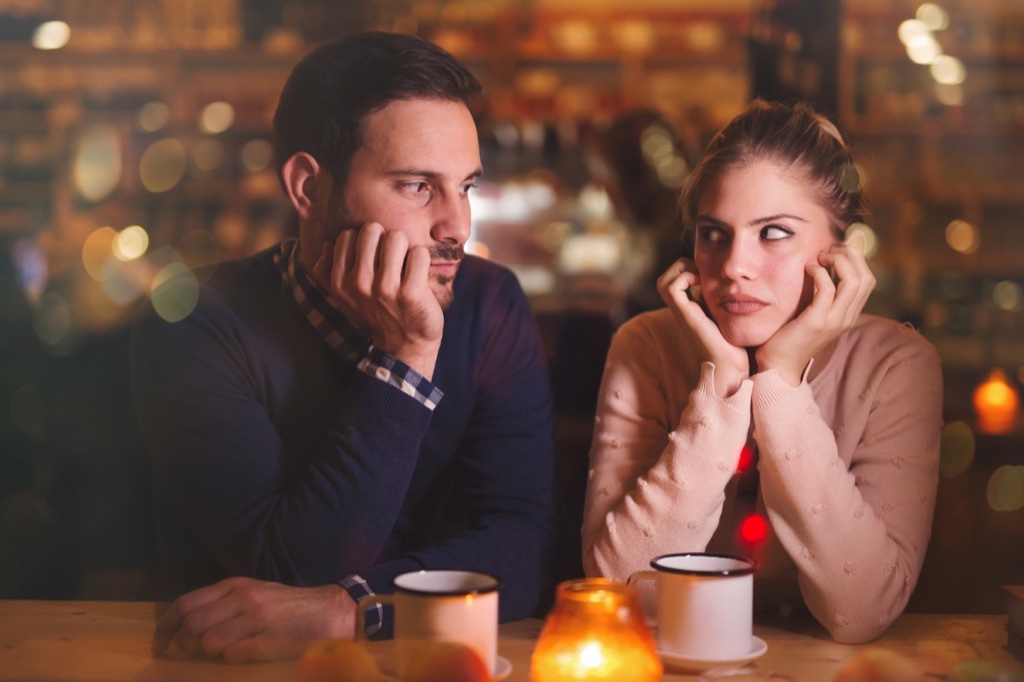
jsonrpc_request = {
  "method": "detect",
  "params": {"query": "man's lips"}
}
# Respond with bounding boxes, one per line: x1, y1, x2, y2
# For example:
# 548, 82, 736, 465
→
430, 261, 460, 276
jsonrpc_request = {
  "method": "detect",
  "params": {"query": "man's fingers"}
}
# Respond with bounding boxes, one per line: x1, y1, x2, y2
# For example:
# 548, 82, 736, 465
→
151, 579, 237, 657
375, 230, 409, 298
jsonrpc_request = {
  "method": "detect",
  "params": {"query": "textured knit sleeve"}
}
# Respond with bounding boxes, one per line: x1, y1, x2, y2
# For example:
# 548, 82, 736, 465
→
582, 314, 753, 581
751, 331, 943, 643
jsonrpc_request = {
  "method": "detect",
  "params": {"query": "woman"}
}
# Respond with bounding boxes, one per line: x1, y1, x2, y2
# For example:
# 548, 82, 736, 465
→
581, 99, 942, 644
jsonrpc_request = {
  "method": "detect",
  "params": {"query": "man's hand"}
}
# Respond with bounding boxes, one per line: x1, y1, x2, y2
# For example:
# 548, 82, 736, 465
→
755, 235, 876, 386
152, 577, 356, 663
312, 223, 444, 379
657, 258, 750, 398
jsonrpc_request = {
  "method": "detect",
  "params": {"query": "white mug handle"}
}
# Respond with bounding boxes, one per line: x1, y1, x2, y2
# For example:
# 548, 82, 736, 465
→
627, 569, 658, 588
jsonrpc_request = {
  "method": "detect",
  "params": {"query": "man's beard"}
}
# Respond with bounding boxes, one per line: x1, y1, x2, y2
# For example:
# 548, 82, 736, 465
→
327, 191, 464, 310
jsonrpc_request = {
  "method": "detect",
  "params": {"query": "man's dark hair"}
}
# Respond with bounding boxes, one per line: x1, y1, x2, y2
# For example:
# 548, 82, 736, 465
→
272, 31, 482, 187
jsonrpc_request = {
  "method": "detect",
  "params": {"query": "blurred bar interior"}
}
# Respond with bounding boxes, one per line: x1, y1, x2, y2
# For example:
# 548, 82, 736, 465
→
0, 0, 1021, 611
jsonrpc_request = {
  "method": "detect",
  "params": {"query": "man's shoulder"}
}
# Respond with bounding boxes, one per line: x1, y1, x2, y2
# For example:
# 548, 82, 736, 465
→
136, 244, 288, 333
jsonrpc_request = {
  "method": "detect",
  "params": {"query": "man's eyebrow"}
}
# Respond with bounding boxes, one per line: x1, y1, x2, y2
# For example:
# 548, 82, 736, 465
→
386, 168, 483, 182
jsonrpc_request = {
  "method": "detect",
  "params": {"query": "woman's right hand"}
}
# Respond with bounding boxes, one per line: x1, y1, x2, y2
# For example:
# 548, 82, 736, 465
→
657, 258, 749, 397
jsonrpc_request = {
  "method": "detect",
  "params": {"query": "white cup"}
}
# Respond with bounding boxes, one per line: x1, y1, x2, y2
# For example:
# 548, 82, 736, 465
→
628, 553, 755, 659
357, 570, 500, 676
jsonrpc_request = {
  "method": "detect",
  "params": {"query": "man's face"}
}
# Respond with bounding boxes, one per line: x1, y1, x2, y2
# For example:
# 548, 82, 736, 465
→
327, 98, 481, 310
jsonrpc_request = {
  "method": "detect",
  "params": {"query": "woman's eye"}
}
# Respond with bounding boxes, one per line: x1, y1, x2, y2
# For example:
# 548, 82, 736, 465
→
761, 225, 793, 241
699, 226, 728, 244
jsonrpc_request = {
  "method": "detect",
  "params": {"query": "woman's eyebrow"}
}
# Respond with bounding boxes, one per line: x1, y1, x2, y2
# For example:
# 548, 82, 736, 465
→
751, 213, 808, 225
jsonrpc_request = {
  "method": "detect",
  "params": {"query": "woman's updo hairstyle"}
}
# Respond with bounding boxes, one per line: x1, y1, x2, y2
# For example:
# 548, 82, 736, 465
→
679, 99, 869, 246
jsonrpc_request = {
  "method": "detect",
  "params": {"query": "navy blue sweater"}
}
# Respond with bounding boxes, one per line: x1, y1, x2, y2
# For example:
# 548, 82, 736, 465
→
130, 247, 556, 622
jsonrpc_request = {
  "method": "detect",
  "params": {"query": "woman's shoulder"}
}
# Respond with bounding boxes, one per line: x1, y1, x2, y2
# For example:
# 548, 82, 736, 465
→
616, 307, 677, 341
842, 314, 940, 366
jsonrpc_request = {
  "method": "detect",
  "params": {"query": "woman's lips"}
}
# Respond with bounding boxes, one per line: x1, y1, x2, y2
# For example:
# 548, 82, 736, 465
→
717, 296, 768, 314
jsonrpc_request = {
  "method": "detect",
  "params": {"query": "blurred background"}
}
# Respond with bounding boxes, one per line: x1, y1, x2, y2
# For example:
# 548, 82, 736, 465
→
0, 0, 1021, 613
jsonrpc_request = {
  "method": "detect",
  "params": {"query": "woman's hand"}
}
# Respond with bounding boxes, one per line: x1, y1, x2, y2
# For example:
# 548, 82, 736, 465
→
755, 234, 876, 386
657, 258, 750, 397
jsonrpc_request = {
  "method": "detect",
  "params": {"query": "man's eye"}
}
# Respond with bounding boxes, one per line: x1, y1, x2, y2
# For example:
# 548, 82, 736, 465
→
401, 182, 429, 194
761, 225, 793, 241
461, 181, 478, 195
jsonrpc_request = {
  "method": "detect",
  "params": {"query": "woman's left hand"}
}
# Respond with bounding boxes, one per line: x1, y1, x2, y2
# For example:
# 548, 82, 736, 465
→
755, 234, 876, 386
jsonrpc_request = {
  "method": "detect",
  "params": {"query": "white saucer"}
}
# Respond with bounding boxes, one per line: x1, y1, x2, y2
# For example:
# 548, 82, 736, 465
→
659, 636, 768, 672
493, 655, 513, 681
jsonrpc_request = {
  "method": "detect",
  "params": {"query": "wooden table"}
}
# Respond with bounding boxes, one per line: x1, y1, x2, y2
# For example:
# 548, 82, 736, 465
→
0, 600, 1020, 681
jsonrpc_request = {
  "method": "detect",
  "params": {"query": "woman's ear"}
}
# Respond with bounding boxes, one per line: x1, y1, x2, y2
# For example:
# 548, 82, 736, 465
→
281, 152, 325, 223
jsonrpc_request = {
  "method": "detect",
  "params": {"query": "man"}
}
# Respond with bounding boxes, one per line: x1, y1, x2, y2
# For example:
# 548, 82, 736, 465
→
130, 31, 556, 663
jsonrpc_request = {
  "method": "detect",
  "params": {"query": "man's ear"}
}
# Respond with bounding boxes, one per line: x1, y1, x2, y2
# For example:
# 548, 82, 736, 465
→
281, 152, 326, 222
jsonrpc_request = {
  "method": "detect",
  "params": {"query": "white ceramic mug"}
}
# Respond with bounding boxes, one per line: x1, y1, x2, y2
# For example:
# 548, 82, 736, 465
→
357, 569, 500, 676
628, 553, 755, 659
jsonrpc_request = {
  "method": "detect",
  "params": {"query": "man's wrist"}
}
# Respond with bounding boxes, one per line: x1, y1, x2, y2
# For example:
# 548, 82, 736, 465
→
339, 574, 383, 638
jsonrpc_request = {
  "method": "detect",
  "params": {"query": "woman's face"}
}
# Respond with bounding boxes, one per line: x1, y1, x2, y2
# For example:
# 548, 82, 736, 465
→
693, 160, 838, 348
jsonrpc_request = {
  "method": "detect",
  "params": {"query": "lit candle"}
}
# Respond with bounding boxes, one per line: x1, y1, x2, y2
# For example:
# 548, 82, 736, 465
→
531, 578, 662, 681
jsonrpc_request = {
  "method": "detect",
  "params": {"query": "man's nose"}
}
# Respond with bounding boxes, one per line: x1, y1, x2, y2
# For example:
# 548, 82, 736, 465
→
429, 191, 471, 245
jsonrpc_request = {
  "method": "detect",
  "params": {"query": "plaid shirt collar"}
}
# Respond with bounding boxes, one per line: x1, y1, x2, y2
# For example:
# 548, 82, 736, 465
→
274, 239, 370, 364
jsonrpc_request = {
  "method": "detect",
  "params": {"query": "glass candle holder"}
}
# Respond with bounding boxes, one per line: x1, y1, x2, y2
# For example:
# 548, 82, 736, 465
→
530, 578, 662, 682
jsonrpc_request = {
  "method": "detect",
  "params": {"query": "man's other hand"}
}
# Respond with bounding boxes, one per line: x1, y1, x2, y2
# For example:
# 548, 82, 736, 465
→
152, 577, 356, 663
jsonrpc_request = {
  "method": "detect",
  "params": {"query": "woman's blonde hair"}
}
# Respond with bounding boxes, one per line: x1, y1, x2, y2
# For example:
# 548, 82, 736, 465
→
679, 99, 868, 247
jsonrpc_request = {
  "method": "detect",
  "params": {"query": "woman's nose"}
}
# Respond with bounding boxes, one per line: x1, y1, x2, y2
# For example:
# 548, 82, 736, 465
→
721, 241, 757, 280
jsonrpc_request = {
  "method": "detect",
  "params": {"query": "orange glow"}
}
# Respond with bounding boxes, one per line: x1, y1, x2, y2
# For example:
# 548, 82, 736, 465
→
531, 579, 661, 681
740, 514, 769, 545
973, 369, 1019, 434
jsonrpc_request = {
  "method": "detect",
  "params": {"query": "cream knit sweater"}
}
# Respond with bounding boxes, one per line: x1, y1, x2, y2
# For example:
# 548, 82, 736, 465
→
582, 310, 943, 644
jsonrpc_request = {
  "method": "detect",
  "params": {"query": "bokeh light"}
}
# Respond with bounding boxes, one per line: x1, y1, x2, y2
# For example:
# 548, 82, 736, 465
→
935, 82, 964, 107
973, 369, 1019, 434
845, 223, 879, 259
199, 101, 235, 134
737, 444, 753, 473
907, 34, 942, 65
32, 21, 70, 50
192, 138, 225, 172
898, 19, 931, 46
73, 126, 122, 202
151, 263, 199, 323
916, 3, 950, 31
938, 420, 975, 478
945, 219, 979, 254
987, 465, 1024, 512
32, 292, 73, 347
113, 225, 149, 262
240, 139, 274, 172
992, 280, 1023, 312
739, 514, 769, 544
81, 226, 119, 281
101, 267, 146, 305
138, 101, 170, 133
931, 55, 966, 85
139, 138, 187, 193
